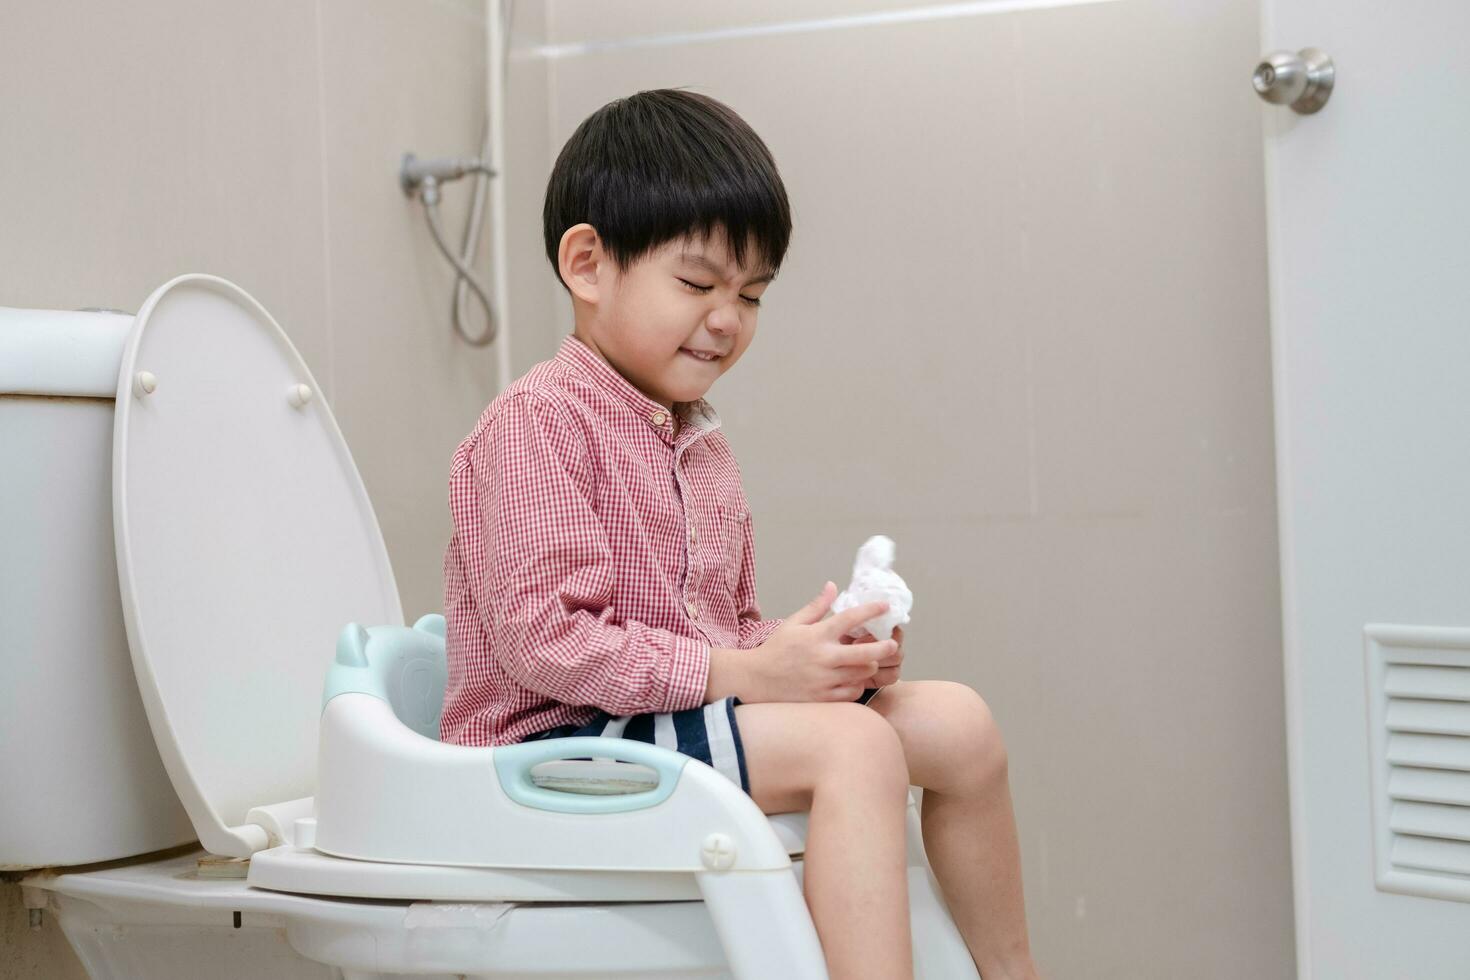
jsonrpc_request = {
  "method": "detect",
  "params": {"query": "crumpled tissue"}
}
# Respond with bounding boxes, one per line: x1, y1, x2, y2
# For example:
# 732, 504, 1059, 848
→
831, 535, 913, 641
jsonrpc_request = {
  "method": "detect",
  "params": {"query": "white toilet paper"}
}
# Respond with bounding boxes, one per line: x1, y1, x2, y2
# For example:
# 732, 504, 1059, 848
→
831, 535, 913, 641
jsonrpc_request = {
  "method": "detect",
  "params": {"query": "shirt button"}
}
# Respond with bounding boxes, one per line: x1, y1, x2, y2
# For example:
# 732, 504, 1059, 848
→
651, 410, 668, 426
684, 598, 699, 620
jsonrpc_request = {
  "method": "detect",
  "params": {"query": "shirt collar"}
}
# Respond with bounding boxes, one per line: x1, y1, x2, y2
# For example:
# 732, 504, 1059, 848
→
555, 335, 722, 446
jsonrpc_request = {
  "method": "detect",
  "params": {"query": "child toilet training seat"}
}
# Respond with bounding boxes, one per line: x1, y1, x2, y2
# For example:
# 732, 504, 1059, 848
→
247, 616, 818, 904
18, 274, 979, 979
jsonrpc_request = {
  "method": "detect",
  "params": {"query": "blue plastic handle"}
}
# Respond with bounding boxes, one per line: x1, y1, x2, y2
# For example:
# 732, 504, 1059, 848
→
492, 737, 689, 814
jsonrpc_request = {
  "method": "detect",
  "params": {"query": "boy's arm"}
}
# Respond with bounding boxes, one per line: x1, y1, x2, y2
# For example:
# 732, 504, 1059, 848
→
732, 510, 784, 649
468, 392, 708, 716
705, 646, 754, 703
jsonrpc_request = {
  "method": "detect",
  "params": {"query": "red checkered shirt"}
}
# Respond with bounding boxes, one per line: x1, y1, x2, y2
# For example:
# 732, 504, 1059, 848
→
440, 335, 784, 747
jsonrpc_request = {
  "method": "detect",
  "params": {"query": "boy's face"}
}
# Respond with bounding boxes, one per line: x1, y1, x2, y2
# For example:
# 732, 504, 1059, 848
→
566, 224, 774, 409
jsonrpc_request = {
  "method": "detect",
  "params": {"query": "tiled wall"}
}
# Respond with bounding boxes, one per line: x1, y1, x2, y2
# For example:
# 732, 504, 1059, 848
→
539, 1, 1295, 976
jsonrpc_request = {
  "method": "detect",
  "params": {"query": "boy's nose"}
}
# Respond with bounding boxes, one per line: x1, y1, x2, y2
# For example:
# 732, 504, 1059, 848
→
706, 304, 740, 335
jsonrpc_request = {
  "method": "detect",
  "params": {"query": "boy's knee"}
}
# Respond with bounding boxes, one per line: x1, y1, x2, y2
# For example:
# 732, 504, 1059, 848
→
822, 702, 910, 785
937, 681, 1008, 785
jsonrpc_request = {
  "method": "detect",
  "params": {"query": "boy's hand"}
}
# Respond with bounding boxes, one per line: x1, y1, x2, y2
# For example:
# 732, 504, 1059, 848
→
745, 582, 897, 703
843, 624, 904, 688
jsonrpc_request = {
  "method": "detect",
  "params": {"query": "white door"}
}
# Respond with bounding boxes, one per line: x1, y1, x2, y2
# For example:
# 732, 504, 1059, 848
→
1260, 1, 1470, 977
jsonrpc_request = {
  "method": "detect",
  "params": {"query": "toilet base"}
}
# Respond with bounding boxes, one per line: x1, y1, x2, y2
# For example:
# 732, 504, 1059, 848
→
27, 836, 979, 979
38, 867, 735, 979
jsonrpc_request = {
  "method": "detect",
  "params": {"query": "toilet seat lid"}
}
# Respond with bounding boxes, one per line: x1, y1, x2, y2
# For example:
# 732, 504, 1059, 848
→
113, 275, 402, 858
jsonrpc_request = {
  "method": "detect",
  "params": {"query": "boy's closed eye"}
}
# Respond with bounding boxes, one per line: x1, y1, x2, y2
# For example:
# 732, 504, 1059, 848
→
677, 278, 763, 307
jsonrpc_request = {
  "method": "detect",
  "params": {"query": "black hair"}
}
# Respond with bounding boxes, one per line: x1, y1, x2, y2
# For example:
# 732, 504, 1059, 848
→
542, 88, 792, 289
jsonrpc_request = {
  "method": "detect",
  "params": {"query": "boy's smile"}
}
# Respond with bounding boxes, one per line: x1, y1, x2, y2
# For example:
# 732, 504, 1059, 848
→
559, 222, 774, 409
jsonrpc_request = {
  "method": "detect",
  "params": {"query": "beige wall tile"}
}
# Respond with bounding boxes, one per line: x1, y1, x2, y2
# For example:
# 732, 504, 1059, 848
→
1015, 3, 1278, 523
503, 23, 564, 372
547, 0, 979, 46
0, 0, 331, 377
316, 0, 502, 619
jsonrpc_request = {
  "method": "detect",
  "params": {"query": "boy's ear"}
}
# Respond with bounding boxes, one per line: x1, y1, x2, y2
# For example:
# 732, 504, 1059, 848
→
558, 223, 604, 305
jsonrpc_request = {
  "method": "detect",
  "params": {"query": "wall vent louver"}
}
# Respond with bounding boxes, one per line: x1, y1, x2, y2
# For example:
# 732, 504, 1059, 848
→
1365, 625, 1470, 902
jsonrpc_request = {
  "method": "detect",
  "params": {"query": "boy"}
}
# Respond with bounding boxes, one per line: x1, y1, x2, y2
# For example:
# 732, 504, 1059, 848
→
441, 89, 1040, 980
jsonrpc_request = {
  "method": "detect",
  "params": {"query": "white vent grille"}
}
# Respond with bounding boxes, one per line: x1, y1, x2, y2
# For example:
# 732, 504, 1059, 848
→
1365, 625, 1470, 902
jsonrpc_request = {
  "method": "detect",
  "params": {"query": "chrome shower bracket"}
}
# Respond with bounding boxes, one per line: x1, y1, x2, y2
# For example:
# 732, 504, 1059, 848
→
399, 153, 497, 196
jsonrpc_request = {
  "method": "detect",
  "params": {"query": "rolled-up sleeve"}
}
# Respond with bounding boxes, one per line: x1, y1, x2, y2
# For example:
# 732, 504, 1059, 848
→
473, 393, 709, 715
732, 507, 784, 649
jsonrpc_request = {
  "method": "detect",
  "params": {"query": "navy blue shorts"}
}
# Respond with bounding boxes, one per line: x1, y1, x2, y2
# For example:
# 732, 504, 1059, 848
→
521, 687, 884, 798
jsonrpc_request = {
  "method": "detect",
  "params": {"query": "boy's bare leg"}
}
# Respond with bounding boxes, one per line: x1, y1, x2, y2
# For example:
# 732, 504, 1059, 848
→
867, 680, 1041, 980
736, 701, 914, 980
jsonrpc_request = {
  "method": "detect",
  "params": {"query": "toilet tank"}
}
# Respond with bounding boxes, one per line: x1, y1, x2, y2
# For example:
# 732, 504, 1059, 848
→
0, 308, 195, 869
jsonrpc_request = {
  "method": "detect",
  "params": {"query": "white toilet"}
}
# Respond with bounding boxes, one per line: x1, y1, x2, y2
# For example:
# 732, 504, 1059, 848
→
1, 274, 981, 979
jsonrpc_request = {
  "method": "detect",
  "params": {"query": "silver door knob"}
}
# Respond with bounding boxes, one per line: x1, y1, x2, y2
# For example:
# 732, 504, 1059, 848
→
1253, 48, 1334, 114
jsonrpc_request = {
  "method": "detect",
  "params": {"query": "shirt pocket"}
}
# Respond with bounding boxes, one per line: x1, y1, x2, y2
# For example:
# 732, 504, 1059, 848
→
713, 503, 749, 593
